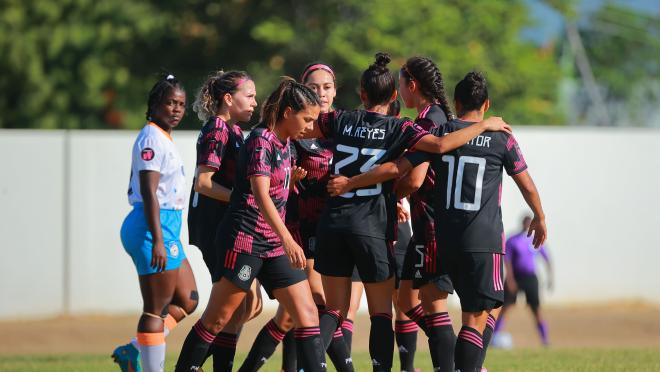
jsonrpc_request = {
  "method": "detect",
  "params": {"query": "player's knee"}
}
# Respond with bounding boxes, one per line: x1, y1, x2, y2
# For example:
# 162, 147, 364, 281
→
248, 295, 263, 321
187, 291, 200, 314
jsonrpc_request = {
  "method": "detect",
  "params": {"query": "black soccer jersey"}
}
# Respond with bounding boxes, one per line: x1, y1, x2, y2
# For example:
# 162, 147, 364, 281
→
188, 117, 244, 247
407, 119, 527, 253
408, 104, 448, 239
223, 126, 292, 258
317, 109, 429, 239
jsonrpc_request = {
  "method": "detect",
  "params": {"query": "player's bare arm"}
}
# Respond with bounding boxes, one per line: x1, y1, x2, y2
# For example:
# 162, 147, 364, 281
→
139, 170, 167, 272
250, 175, 306, 269
326, 157, 414, 197
194, 165, 232, 202
394, 161, 430, 200
511, 170, 547, 248
412, 116, 511, 154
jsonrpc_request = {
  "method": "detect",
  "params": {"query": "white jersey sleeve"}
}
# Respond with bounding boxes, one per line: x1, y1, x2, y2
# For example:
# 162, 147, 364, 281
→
133, 135, 165, 173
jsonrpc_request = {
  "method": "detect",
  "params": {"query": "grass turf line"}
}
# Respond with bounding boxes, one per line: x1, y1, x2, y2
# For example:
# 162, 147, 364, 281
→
1, 348, 659, 371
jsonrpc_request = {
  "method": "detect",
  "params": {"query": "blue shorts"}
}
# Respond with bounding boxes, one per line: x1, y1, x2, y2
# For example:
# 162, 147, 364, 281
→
120, 204, 186, 275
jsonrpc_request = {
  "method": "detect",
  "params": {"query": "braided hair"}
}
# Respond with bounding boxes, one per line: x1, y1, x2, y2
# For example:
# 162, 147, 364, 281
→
260, 77, 321, 130
192, 70, 251, 122
400, 56, 454, 121
146, 74, 185, 120
361, 52, 396, 107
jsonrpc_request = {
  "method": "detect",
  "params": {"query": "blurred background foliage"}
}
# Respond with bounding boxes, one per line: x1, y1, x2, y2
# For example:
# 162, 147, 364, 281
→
0, 0, 657, 129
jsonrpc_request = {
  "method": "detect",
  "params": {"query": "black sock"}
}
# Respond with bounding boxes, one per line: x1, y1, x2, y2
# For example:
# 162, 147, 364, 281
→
319, 309, 342, 351
327, 327, 355, 372
426, 312, 455, 372
281, 330, 297, 372
477, 314, 497, 368
369, 313, 394, 372
395, 320, 418, 372
174, 320, 215, 372
238, 319, 286, 372
294, 327, 327, 372
404, 304, 429, 336
455, 326, 483, 372
209, 332, 238, 372
341, 319, 354, 352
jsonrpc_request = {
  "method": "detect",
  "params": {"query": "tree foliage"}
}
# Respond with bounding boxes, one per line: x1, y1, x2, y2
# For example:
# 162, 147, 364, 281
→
1, 0, 564, 129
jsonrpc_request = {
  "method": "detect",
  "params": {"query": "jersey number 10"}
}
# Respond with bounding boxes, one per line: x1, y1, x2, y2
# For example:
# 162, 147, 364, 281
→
334, 144, 386, 198
441, 155, 486, 211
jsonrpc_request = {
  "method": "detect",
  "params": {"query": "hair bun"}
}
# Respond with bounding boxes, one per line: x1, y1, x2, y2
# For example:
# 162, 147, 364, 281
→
374, 52, 391, 68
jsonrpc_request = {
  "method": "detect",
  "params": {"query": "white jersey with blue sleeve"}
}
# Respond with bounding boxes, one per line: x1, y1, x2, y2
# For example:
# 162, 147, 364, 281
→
127, 123, 186, 210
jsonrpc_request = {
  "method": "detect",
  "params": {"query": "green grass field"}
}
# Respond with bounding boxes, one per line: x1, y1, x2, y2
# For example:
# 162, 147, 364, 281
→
1, 349, 659, 371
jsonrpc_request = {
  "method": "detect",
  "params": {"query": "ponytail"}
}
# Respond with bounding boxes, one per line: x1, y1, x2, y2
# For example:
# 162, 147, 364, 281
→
192, 70, 251, 122
260, 77, 321, 130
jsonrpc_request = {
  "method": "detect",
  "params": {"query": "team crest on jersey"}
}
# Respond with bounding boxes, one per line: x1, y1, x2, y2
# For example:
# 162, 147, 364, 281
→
238, 265, 252, 281
141, 147, 155, 161
169, 242, 179, 258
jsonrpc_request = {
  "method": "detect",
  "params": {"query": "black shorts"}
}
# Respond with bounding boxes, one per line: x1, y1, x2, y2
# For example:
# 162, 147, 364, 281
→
315, 230, 395, 283
215, 250, 307, 299
195, 233, 221, 275
504, 273, 540, 309
440, 249, 505, 312
404, 223, 451, 290
287, 220, 320, 259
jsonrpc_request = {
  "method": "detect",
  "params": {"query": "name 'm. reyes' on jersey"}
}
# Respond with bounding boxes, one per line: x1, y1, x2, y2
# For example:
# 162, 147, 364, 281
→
317, 109, 429, 239
406, 119, 528, 253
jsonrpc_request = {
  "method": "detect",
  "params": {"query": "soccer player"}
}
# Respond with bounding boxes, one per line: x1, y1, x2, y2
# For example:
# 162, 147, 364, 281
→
302, 52, 512, 372
329, 71, 546, 371
495, 215, 553, 346
239, 63, 353, 372
175, 78, 327, 372
114, 74, 198, 372
187, 70, 263, 371
395, 56, 456, 372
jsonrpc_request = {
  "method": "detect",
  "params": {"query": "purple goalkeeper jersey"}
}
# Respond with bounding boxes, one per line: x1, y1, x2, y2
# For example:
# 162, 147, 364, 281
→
505, 232, 549, 277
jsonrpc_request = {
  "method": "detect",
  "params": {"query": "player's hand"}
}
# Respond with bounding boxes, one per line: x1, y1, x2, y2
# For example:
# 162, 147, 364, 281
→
291, 166, 307, 183
327, 174, 351, 196
283, 236, 306, 270
482, 116, 512, 135
151, 241, 167, 272
397, 201, 410, 223
528, 214, 547, 248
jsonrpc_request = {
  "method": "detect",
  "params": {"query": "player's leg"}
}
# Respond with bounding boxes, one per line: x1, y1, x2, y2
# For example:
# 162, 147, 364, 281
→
136, 269, 179, 372
342, 271, 363, 352
477, 306, 501, 369
307, 258, 353, 372
454, 252, 504, 372
175, 252, 258, 371
355, 236, 397, 372
266, 255, 327, 372
524, 274, 548, 345
419, 282, 454, 372
239, 304, 293, 372
315, 231, 355, 351
394, 281, 419, 372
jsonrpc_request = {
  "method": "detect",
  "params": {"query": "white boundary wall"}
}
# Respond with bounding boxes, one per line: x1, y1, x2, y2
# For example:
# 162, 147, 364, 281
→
0, 127, 658, 319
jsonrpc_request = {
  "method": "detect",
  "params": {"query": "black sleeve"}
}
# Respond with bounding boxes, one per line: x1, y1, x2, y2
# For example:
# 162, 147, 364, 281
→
404, 151, 431, 168
503, 134, 528, 175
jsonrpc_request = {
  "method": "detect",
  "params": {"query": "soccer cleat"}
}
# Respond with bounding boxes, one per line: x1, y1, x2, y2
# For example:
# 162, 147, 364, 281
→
111, 342, 142, 372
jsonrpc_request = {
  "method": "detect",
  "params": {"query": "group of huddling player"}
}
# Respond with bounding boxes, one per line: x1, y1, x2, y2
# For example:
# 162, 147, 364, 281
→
113, 51, 547, 372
